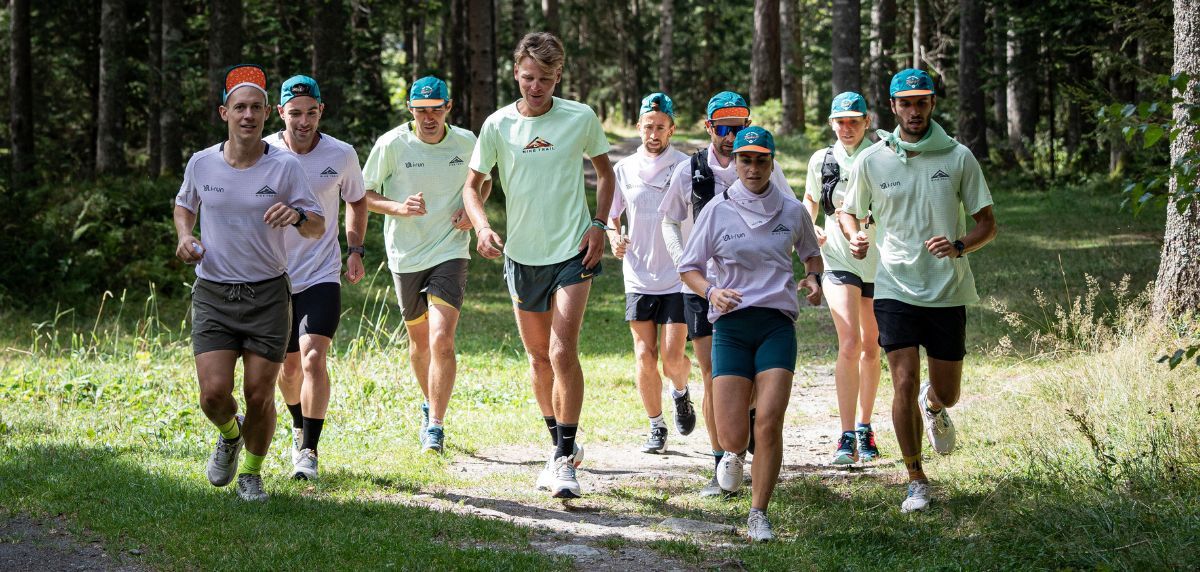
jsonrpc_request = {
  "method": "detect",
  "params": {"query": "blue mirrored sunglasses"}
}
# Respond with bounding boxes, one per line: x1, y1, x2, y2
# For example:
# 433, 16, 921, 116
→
710, 124, 747, 137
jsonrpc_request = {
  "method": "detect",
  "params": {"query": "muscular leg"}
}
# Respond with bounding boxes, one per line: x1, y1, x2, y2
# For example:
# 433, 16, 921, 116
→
886, 347, 925, 481
406, 319, 432, 401
548, 281, 591, 424
630, 320, 664, 417
197, 350, 239, 426
857, 295, 882, 423
279, 352, 302, 413
694, 336, 720, 451
749, 369, 793, 511
298, 334, 332, 419
241, 352, 281, 457
660, 323, 690, 393
712, 375, 753, 454
513, 306, 555, 417
427, 303, 462, 423
825, 282, 863, 433
925, 357, 962, 410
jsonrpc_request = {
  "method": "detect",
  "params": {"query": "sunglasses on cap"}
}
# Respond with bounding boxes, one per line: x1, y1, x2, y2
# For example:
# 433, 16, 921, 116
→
708, 123, 747, 137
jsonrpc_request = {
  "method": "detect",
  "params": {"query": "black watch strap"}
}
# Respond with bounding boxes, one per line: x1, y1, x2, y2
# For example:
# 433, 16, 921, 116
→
347, 246, 365, 257
292, 207, 308, 228
953, 239, 965, 257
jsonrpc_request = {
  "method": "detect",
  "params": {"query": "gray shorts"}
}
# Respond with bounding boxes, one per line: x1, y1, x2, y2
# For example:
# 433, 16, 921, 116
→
392, 258, 469, 323
503, 250, 600, 313
191, 274, 292, 363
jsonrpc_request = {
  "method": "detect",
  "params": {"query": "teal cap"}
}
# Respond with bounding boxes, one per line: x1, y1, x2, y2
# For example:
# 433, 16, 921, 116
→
706, 91, 750, 120
409, 76, 450, 108
890, 69, 935, 98
829, 92, 868, 118
280, 75, 321, 106
639, 92, 675, 118
733, 126, 774, 155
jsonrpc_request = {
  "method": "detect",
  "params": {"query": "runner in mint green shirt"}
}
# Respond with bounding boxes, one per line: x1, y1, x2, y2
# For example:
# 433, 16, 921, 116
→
461, 33, 616, 500
362, 76, 492, 456
801, 92, 883, 467
839, 69, 997, 514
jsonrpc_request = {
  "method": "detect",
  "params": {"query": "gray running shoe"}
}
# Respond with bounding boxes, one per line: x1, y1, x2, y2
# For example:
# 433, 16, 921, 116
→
206, 415, 243, 487
290, 426, 303, 466
699, 474, 724, 498
423, 426, 445, 454
236, 473, 269, 502
900, 480, 931, 513
747, 511, 774, 542
536, 442, 584, 491
292, 448, 318, 480
674, 391, 697, 436
419, 402, 429, 444
920, 382, 957, 454
551, 455, 581, 499
641, 426, 668, 454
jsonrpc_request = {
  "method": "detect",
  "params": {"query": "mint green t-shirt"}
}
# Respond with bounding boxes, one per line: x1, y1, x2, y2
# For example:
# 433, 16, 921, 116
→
842, 140, 993, 307
803, 142, 878, 282
469, 97, 611, 266
363, 123, 482, 274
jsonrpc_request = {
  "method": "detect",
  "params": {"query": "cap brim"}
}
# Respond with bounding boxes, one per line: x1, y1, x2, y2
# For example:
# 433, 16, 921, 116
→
892, 89, 935, 97
829, 111, 867, 118
409, 99, 448, 108
734, 145, 773, 154
710, 107, 750, 120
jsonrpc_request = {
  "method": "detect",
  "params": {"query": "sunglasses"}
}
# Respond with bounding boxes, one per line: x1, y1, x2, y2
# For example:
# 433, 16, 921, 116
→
709, 124, 747, 137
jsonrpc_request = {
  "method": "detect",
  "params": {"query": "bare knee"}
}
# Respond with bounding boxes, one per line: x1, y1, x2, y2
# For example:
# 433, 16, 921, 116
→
527, 350, 552, 373
281, 357, 302, 380
431, 337, 456, 361
837, 336, 862, 361
934, 384, 961, 408
663, 352, 689, 380
300, 347, 327, 374
633, 340, 659, 367
548, 341, 579, 371
199, 389, 227, 413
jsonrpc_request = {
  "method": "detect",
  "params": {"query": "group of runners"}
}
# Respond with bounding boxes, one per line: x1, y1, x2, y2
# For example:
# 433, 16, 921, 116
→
173, 31, 996, 542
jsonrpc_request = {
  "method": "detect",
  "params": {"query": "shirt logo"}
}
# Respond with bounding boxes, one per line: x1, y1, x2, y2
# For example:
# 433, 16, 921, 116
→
202, 184, 224, 193
256, 185, 277, 196
721, 232, 746, 241
931, 169, 950, 181
771, 224, 790, 235
522, 137, 555, 153
449, 156, 464, 166
320, 167, 339, 177
405, 161, 425, 168
880, 181, 901, 190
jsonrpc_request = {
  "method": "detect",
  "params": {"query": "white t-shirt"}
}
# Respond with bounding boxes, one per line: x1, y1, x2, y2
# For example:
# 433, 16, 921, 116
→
610, 146, 689, 295
175, 142, 324, 284
265, 132, 366, 292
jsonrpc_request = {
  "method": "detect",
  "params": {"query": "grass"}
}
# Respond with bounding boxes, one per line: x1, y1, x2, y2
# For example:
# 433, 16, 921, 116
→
1, 133, 1196, 570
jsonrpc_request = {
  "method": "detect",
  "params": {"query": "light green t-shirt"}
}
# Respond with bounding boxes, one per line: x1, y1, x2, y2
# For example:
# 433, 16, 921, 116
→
803, 142, 878, 282
363, 123, 481, 274
843, 140, 993, 307
469, 97, 610, 266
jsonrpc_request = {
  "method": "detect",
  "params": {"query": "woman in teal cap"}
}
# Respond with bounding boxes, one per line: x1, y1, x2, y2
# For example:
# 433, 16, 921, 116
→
802, 92, 883, 466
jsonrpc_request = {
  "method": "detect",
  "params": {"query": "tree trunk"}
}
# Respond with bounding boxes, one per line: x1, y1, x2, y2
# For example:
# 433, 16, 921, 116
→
1153, 0, 1200, 316
1064, 52, 1094, 165
780, 0, 801, 134
160, 0, 183, 176
831, 0, 861, 97
1006, 13, 1039, 164
751, 0, 781, 105
312, 0, 350, 132
512, 0, 526, 39
912, 0, 930, 69
352, 0, 391, 140
209, 0, 243, 131
467, 0, 496, 132
577, 10, 591, 104
96, 0, 126, 175
274, 0, 309, 85
989, 5, 1010, 163
9, 0, 36, 189
148, 0, 162, 176
541, 0, 558, 35
870, 0, 897, 131
449, 0, 470, 127
957, 0, 987, 159
1108, 22, 1137, 174
659, 0, 673, 94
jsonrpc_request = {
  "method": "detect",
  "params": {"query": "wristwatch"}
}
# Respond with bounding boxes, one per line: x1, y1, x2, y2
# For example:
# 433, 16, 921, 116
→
292, 207, 308, 227
952, 240, 965, 257
347, 245, 365, 257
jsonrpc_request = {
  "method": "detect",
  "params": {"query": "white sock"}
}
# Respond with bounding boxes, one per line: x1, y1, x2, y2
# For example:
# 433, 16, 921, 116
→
649, 414, 666, 429
670, 386, 689, 399
430, 418, 444, 428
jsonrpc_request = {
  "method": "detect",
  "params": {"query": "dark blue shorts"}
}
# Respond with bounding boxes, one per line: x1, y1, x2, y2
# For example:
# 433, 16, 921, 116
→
712, 307, 797, 379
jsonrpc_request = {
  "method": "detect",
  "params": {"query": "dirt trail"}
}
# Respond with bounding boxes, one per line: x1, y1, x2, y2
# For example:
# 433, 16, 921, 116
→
0, 514, 147, 572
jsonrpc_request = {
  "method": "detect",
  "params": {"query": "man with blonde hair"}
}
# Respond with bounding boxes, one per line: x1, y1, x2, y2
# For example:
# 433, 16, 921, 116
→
462, 32, 615, 499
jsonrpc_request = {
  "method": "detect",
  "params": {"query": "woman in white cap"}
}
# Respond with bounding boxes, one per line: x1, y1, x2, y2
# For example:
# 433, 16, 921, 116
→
679, 126, 823, 542
802, 92, 883, 466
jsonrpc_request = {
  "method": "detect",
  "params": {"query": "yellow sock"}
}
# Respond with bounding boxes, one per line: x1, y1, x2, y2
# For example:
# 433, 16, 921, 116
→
239, 452, 265, 475
903, 454, 926, 481
216, 417, 240, 440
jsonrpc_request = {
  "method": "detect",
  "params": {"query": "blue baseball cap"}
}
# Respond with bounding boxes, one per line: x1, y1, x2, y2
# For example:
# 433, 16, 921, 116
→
639, 92, 675, 118
706, 91, 750, 120
733, 126, 774, 155
409, 76, 450, 108
280, 75, 321, 106
829, 92, 868, 118
890, 69, 936, 98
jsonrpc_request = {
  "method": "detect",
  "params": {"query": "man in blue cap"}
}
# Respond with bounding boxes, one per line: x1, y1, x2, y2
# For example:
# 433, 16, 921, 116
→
658, 91, 794, 497
266, 74, 368, 481
839, 69, 998, 512
605, 92, 696, 455
362, 76, 491, 455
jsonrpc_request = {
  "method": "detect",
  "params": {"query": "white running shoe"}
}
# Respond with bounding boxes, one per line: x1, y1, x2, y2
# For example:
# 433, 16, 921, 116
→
535, 442, 584, 490
236, 473, 269, 502
900, 480, 931, 513
550, 455, 581, 499
747, 511, 774, 542
699, 475, 724, 498
293, 448, 318, 480
919, 382, 957, 454
290, 426, 304, 466
206, 416, 243, 487
716, 452, 745, 492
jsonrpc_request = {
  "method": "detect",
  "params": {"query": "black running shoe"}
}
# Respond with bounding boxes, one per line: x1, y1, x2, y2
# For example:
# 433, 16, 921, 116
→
674, 391, 697, 436
641, 426, 668, 454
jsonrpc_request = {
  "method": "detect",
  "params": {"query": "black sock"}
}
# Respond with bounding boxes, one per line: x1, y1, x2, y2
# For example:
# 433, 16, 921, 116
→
555, 423, 578, 459
714, 451, 724, 471
301, 417, 324, 452
543, 416, 558, 446
287, 403, 303, 429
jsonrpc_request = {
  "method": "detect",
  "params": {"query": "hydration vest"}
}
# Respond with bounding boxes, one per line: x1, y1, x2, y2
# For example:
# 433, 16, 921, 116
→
688, 148, 717, 219
820, 146, 840, 217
